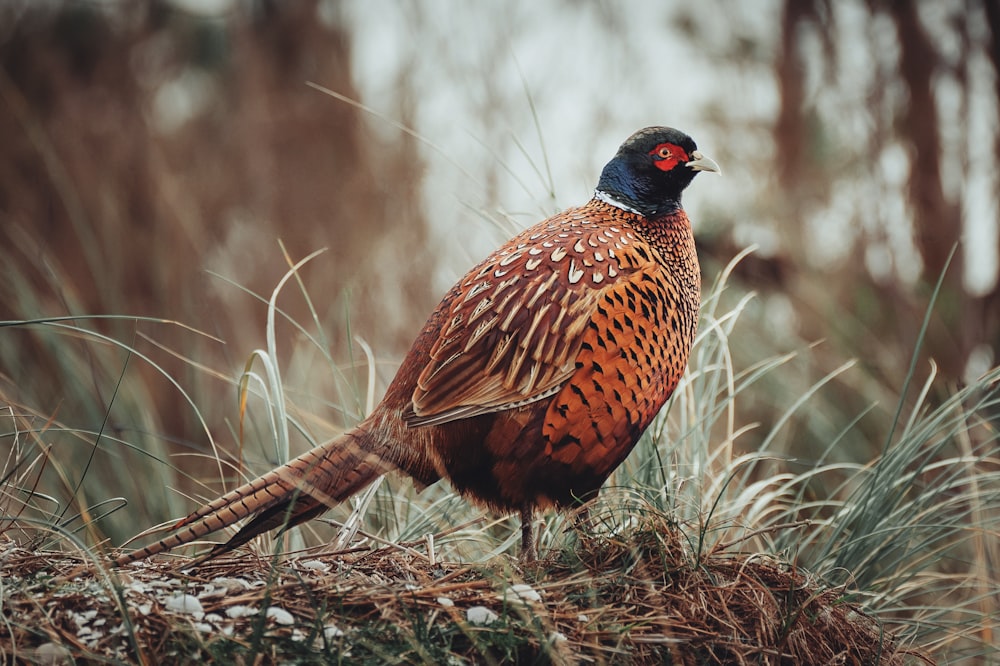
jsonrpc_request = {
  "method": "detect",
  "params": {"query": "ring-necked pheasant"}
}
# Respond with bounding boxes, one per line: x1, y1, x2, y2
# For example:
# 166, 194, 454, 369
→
116, 126, 719, 565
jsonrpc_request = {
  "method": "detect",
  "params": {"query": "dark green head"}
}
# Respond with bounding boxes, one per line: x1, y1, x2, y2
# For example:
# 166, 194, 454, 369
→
596, 126, 719, 218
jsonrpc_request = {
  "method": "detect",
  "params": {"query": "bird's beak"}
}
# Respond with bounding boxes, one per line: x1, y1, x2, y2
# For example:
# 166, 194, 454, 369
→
686, 150, 721, 174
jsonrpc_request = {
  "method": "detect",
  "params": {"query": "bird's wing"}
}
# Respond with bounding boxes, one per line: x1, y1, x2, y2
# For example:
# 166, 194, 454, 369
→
406, 208, 654, 426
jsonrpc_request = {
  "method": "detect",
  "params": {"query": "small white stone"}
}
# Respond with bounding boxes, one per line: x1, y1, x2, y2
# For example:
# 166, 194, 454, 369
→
193, 622, 213, 633
503, 583, 541, 603
33, 641, 72, 665
165, 594, 204, 616
577, 613, 589, 622
265, 606, 295, 626
197, 586, 226, 601
323, 624, 345, 639
299, 559, 330, 571
211, 577, 253, 592
437, 596, 455, 607
466, 606, 498, 625
225, 605, 258, 619
204, 613, 224, 624
550, 631, 567, 643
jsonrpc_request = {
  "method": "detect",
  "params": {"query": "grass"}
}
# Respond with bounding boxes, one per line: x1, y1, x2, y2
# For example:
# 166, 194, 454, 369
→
1, 249, 997, 663
2, 511, 924, 664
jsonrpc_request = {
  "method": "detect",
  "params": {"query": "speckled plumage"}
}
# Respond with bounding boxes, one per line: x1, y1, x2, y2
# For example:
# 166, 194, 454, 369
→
116, 127, 718, 565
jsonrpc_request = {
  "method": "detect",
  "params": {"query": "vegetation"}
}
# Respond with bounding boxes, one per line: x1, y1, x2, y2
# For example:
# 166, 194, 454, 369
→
2, 255, 997, 663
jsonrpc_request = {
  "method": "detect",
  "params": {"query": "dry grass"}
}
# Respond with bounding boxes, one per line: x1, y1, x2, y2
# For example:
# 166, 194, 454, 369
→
2, 511, 930, 665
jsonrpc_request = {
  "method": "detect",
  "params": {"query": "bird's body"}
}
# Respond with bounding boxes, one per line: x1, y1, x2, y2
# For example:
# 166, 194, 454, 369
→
116, 127, 718, 565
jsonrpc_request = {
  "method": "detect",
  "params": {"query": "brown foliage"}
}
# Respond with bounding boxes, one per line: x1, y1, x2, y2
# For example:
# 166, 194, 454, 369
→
0, 2, 433, 442
1, 515, 928, 664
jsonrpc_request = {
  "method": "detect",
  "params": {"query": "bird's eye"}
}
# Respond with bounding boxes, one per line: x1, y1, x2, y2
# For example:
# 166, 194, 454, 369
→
657, 147, 672, 159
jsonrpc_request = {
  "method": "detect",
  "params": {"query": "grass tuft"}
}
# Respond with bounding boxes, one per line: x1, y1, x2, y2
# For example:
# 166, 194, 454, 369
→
1, 252, 996, 662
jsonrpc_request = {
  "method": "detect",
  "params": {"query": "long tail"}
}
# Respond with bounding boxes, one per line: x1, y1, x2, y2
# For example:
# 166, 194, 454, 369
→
114, 429, 389, 567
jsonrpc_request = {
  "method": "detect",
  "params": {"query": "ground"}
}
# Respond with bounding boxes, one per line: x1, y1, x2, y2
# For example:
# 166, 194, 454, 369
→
1, 516, 928, 665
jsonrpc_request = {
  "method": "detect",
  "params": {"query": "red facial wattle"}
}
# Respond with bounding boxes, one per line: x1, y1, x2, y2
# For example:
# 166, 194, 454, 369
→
649, 142, 689, 172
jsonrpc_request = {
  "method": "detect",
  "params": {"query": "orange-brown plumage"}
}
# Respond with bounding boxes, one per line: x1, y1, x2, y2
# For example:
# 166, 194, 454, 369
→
115, 126, 718, 566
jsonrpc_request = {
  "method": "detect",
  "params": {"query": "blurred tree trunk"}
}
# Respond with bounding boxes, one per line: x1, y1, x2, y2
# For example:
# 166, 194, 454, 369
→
890, 0, 961, 284
889, 0, 965, 381
980, 0, 1000, 368
774, 0, 818, 258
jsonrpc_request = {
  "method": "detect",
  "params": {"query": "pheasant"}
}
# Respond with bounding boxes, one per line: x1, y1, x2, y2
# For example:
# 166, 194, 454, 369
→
116, 126, 719, 565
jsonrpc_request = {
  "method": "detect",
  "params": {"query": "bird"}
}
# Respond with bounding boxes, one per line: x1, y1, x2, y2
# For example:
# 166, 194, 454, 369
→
115, 126, 719, 566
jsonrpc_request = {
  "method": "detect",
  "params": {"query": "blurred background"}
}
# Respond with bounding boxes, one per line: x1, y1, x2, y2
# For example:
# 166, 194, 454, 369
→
0, 0, 997, 540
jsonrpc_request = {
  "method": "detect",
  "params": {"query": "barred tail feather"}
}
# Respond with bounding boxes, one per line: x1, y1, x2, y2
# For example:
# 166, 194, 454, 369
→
113, 430, 388, 567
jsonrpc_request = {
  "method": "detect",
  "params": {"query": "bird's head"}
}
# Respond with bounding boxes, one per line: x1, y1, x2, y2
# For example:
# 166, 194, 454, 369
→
595, 126, 720, 218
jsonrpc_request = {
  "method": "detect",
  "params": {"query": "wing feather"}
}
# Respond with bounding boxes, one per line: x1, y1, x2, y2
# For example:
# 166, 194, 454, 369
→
406, 206, 651, 427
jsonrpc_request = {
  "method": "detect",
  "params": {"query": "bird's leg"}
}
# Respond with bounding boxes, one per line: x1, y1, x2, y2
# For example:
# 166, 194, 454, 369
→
519, 504, 536, 563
